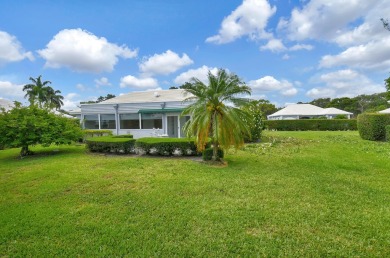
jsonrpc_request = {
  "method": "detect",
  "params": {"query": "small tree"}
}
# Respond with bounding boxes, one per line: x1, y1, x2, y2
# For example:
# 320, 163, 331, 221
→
182, 69, 251, 162
0, 103, 82, 157
242, 100, 264, 142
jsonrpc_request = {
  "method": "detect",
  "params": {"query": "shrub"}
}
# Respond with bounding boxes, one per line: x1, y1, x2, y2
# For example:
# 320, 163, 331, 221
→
334, 114, 348, 119
357, 113, 390, 141
135, 137, 203, 156
202, 148, 224, 161
386, 125, 390, 142
86, 136, 136, 154
83, 129, 113, 138
112, 135, 133, 138
264, 119, 357, 131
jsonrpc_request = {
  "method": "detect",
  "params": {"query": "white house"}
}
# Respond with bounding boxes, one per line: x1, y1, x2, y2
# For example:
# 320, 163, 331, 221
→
267, 104, 353, 120
77, 89, 193, 138
378, 108, 390, 114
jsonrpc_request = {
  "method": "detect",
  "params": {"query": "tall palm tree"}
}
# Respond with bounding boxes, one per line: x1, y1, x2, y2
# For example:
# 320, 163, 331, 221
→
23, 75, 64, 110
182, 69, 252, 161
46, 88, 64, 110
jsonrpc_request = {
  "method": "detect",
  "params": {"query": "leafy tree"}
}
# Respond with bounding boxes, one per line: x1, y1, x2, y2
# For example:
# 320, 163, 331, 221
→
0, 103, 82, 157
81, 94, 116, 104
46, 88, 64, 110
241, 100, 264, 142
326, 97, 356, 113
97, 94, 116, 103
309, 98, 331, 108
23, 75, 64, 110
169, 82, 193, 90
182, 69, 251, 161
252, 99, 278, 118
385, 76, 390, 100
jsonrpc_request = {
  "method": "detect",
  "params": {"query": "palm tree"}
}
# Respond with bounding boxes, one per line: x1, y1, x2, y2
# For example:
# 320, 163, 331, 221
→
46, 88, 64, 110
182, 69, 252, 161
23, 75, 64, 110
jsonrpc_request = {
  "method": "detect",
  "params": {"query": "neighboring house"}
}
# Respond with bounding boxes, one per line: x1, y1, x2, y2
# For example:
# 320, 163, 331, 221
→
267, 104, 353, 120
0, 99, 14, 111
378, 108, 390, 114
77, 89, 193, 138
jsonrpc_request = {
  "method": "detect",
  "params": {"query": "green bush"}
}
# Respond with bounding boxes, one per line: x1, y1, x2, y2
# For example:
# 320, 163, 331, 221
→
112, 135, 133, 138
264, 119, 357, 131
357, 113, 390, 141
334, 114, 348, 119
86, 136, 136, 154
386, 125, 390, 142
83, 129, 113, 138
135, 137, 202, 156
202, 148, 224, 161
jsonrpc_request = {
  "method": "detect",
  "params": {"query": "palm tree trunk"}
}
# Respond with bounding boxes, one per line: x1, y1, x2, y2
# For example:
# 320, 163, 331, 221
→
212, 111, 220, 161
20, 145, 29, 157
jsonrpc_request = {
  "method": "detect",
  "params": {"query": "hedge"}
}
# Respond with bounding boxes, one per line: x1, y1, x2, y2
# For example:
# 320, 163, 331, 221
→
83, 129, 113, 138
357, 113, 390, 141
264, 119, 357, 131
135, 137, 202, 156
86, 136, 136, 154
386, 125, 390, 142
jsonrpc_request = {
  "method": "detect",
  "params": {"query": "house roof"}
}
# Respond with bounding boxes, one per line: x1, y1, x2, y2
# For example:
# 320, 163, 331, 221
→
0, 99, 14, 111
99, 89, 192, 104
268, 104, 324, 117
378, 108, 390, 114
268, 104, 352, 118
321, 107, 353, 115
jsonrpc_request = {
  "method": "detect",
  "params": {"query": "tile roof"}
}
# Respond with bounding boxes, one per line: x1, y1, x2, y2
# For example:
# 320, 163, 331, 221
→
100, 89, 192, 104
268, 104, 352, 118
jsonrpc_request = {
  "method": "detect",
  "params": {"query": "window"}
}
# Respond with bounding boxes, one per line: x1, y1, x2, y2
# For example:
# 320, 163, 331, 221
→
141, 113, 162, 129
100, 114, 116, 129
84, 114, 99, 129
120, 113, 139, 129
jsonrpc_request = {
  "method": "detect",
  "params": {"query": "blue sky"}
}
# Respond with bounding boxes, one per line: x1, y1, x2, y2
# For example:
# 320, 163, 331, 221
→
1, 0, 389, 110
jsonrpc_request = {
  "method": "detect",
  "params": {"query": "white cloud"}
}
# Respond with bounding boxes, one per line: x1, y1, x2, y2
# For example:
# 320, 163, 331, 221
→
94, 77, 111, 87
38, 28, 138, 73
282, 88, 298, 96
206, 0, 276, 44
174, 65, 219, 85
289, 44, 313, 51
0, 31, 34, 64
62, 93, 81, 110
76, 83, 86, 92
306, 69, 385, 99
278, 0, 373, 41
139, 50, 193, 75
120, 75, 158, 89
0, 80, 25, 100
248, 76, 297, 96
260, 39, 287, 52
319, 38, 390, 70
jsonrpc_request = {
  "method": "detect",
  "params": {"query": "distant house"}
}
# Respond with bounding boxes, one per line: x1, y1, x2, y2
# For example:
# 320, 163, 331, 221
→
267, 104, 353, 120
76, 89, 193, 138
378, 108, 390, 114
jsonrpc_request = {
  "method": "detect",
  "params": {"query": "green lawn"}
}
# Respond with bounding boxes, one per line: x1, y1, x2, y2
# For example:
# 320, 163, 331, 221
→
1, 131, 389, 257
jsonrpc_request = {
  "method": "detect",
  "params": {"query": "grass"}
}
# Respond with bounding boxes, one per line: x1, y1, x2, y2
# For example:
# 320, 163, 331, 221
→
0, 131, 389, 256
